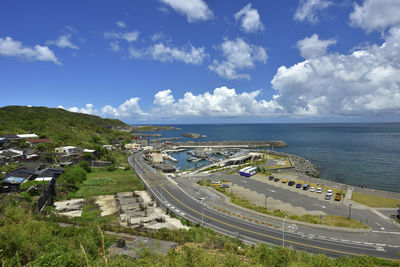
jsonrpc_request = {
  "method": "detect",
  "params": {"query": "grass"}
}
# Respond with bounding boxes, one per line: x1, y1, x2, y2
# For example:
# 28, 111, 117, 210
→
198, 180, 368, 229
68, 169, 144, 198
78, 197, 118, 224
352, 192, 400, 208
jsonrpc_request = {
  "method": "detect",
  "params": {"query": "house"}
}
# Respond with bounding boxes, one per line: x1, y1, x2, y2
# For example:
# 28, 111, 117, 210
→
55, 146, 77, 155
0, 150, 23, 163
142, 146, 153, 151
1, 177, 26, 192
38, 168, 64, 179
83, 149, 96, 153
27, 138, 53, 146
4, 167, 38, 180
16, 134, 39, 139
149, 152, 163, 163
125, 143, 141, 150
132, 137, 149, 146
2, 135, 20, 141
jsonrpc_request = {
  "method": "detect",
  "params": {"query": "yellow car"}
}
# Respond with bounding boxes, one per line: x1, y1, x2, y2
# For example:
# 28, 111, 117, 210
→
281, 179, 288, 183
213, 183, 221, 187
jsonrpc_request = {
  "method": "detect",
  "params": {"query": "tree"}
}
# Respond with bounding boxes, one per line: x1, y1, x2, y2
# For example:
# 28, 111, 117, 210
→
79, 161, 92, 173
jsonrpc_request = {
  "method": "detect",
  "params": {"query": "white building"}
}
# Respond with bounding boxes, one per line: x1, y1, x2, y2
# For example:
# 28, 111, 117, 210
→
16, 134, 39, 139
55, 146, 77, 155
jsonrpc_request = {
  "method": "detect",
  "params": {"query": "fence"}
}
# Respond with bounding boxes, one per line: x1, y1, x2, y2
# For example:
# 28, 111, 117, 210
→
37, 178, 56, 212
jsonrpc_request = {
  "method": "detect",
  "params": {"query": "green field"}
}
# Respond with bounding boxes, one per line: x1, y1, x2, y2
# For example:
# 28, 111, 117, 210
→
69, 169, 144, 198
352, 192, 400, 208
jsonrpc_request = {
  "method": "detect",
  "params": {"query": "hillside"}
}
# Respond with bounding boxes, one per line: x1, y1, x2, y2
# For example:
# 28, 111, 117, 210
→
0, 106, 131, 147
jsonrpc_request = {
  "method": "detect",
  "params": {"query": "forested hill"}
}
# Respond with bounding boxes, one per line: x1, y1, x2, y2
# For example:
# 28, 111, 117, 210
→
0, 106, 130, 147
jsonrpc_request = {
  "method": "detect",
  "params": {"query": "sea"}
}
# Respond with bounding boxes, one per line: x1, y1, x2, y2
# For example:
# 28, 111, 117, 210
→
144, 123, 400, 193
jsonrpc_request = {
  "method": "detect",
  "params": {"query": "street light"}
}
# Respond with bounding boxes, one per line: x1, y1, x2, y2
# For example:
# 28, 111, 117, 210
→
264, 195, 268, 210
282, 214, 288, 247
348, 204, 352, 219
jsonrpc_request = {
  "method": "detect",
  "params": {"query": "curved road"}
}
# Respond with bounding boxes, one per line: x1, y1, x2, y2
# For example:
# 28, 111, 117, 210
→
129, 153, 399, 260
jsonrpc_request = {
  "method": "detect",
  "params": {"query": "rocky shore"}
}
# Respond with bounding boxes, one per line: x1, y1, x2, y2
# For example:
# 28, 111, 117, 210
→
266, 150, 320, 178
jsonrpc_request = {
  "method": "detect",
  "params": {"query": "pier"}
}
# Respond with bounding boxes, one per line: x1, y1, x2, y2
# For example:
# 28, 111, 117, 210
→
174, 140, 287, 148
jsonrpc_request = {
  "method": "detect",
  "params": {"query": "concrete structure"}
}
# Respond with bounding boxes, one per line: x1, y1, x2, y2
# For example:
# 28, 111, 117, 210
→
125, 143, 141, 150
55, 146, 77, 155
149, 152, 163, 163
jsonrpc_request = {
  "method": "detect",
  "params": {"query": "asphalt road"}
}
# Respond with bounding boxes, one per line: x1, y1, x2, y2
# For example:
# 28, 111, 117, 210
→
200, 172, 398, 232
128, 153, 400, 260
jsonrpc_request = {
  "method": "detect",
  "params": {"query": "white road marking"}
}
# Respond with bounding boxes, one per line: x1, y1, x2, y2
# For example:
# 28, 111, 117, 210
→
242, 181, 247, 183
372, 230, 400, 234
376, 247, 385, 252
267, 189, 276, 193
313, 203, 326, 209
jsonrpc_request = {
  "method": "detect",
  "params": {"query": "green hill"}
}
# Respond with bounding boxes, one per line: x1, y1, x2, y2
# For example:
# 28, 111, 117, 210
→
0, 105, 131, 147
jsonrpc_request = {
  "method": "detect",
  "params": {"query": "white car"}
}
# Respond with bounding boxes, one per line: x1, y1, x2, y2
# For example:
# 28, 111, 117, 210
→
316, 187, 323, 194
326, 189, 333, 196
309, 186, 316, 192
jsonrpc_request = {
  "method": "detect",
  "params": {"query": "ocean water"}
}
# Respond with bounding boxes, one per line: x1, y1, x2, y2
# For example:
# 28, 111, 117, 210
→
146, 123, 400, 193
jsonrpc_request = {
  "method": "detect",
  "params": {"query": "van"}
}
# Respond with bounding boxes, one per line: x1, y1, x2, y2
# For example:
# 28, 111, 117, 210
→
303, 184, 310, 190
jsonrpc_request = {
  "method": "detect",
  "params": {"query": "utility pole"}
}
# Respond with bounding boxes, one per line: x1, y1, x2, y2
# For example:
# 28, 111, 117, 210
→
348, 204, 352, 219
265, 195, 268, 210
282, 215, 287, 247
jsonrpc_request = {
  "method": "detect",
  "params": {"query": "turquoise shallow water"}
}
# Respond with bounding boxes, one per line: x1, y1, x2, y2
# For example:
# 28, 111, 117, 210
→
145, 123, 400, 193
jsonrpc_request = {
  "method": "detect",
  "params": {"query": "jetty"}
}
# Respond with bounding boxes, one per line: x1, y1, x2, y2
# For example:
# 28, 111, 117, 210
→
174, 140, 287, 148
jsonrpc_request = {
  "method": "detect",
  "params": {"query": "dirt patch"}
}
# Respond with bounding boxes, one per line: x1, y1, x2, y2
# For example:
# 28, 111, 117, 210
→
95, 195, 118, 216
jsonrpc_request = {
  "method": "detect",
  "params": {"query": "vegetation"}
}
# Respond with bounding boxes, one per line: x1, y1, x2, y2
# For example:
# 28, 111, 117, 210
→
131, 125, 178, 132
0, 195, 397, 266
352, 192, 400, 208
0, 105, 132, 147
68, 168, 144, 198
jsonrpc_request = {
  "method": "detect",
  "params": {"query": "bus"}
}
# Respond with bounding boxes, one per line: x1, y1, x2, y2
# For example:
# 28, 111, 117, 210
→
243, 166, 257, 177
239, 166, 252, 176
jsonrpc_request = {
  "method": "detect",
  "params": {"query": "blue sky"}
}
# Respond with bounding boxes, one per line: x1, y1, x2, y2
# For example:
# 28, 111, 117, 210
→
1, 0, 400, 124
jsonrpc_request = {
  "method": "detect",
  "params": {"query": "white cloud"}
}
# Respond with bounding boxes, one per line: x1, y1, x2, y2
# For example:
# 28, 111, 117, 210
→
350, 0, 400, 33
46, 34, 79, 49
159, 0, 213, 22
116, 21, 126, 28
271, 26, 400, 116
129, 42, 207, 65
296, 34, 336, 59
209, 38, 267, 80
151, 87, 281, 118
294, 0, 332, 23
67, 99, 146, 119
109, 41, 120, 52
234, 3, 264, 33
104, 31, 140, 42
0, 36, 60, 64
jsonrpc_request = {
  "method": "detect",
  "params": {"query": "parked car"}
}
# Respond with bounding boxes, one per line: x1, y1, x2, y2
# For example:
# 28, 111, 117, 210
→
212, 183, 221, 187
303, 184, 310, 190
219, 184, 230, 188
274, 178, 280, 182
334, 193, 342, 201
325, 194, 331, 200
288, 181, 296, 186
316, 187, 323, 194
296, 183, 302, 188
269, 176, 274, 180
309, 186, 316, 192
281, 179, 288, 183
326, 189, 333, 196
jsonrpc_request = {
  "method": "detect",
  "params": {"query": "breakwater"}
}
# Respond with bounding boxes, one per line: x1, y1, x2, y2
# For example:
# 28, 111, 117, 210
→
266, 150, 320, 178
174, 140, 287, 148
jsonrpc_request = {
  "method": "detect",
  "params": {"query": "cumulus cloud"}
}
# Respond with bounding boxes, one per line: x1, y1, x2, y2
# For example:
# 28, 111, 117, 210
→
67, 98, 146, 119
129, 42, 207, 65
46, 34, 79, 49
271, 26, 400, 116
350, 0, 400, 33
296, 34, 336, 59
104, 31, 140, 42
116, 21, 126, 28
151, 87, 281, 118
159, 0, 213, 22
0, 36, 60, 64
294, 0, 332, 23
209, 38, 267, 80
234, 3, 264, 33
